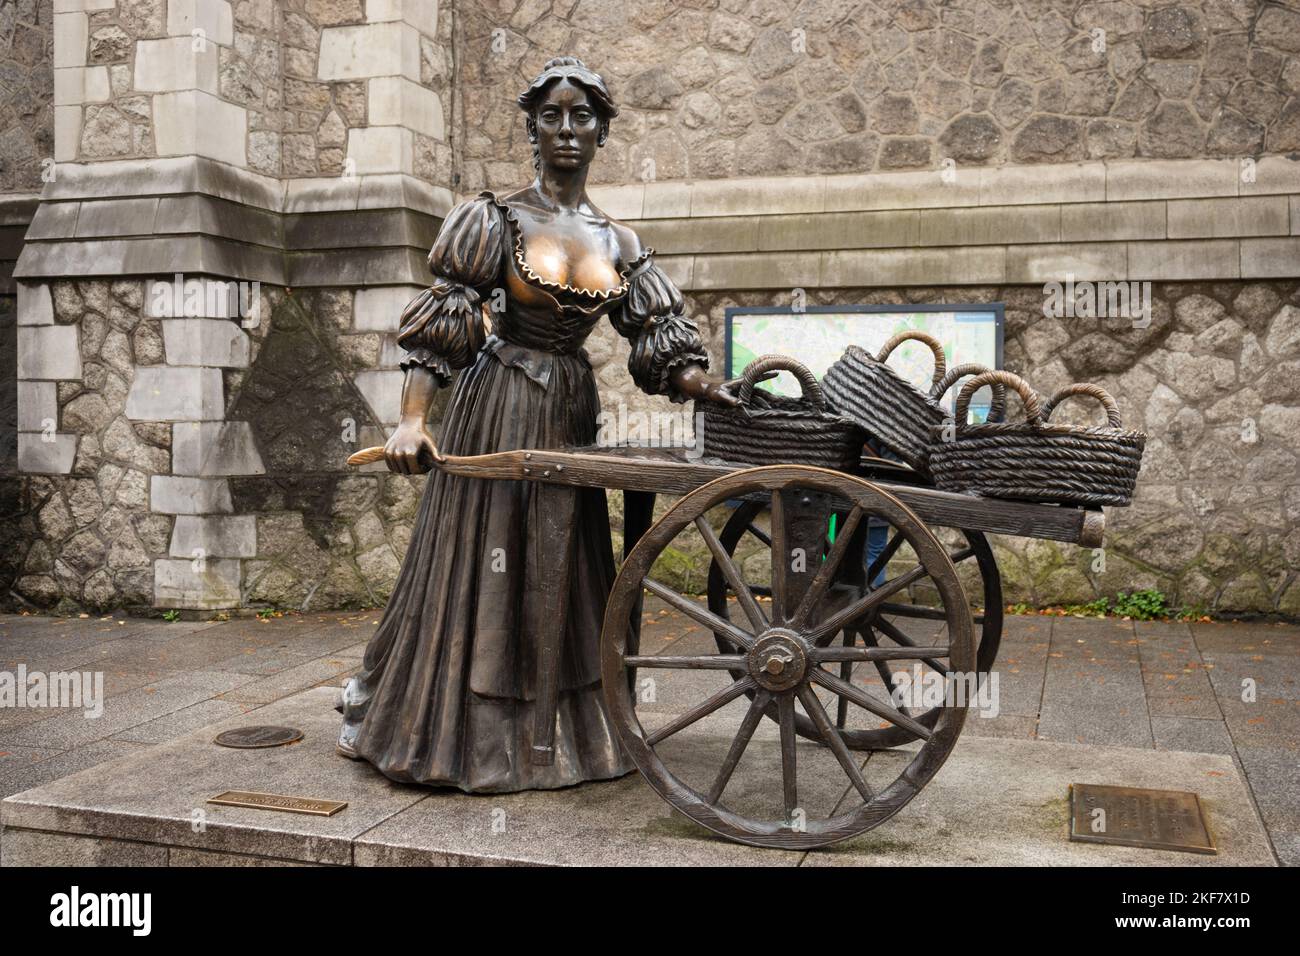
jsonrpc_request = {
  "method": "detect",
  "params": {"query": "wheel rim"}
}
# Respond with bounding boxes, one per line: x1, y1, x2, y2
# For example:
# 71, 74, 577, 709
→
707, 502, 1002, 750
601, 465, 974, 850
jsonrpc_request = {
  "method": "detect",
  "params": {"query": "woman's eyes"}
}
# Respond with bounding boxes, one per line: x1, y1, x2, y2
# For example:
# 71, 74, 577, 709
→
540, 109, 595, 124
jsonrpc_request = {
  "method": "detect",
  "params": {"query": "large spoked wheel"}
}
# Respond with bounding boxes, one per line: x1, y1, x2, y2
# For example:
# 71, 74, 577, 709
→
706, 501, 1003, 750
601, 465, 974, 850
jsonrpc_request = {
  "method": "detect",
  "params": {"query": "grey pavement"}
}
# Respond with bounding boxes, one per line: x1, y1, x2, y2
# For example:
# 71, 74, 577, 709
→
0, 603, 1295, 864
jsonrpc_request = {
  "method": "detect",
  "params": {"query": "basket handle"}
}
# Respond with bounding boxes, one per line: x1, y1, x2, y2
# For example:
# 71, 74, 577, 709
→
876, 330, 947, 391
737, 354, 826, 409
954, 370, 1043, 429
1040, 383, 1123, 429
930, 363, 1008, 423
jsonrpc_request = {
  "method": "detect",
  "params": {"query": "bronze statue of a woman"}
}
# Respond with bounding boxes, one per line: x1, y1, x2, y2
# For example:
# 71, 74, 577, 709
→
337, 57, 736, 791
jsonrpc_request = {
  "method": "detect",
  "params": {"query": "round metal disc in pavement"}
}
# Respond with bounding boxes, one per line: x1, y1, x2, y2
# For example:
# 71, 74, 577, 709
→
213, 726, 305, 749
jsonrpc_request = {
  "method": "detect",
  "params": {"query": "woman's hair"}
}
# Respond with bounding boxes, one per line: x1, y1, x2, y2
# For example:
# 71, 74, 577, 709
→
518, 56, 618, 171
517, 56, 618, 119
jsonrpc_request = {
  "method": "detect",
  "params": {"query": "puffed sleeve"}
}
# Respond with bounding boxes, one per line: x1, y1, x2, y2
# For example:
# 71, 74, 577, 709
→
609, 254, 710, 403
396, 194, 506, 386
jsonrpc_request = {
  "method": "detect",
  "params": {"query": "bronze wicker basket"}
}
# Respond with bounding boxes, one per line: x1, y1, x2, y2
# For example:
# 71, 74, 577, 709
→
698, 355, 866, 470
927, 370, 1146, 507
820, 331, 1009, 476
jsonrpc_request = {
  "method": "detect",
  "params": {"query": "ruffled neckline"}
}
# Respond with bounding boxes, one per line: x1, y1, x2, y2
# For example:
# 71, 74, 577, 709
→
480, 190, 653, 302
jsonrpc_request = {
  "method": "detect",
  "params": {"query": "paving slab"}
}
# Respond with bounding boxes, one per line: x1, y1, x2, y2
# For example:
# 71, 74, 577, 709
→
0, 667, 169, 740
989, 635, 1050, 718
1193, 622, 1300, 657
0, 685, 1275, 867
109, 698, 259, 745
5, 670, 257, 750
1151, 715, 1235, 755
1202, 652, 1300, 702
805, 736, 1275, 866
0, 742, 62, 772
0, 615, 216, 645
1231, 741, 1300, 867
0, 740, 149, 801
1, 688, 428, 866
1038, 656, 1153, 748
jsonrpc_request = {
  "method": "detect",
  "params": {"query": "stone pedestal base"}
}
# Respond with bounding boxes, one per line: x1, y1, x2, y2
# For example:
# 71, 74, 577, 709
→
0, 687, 1275, 866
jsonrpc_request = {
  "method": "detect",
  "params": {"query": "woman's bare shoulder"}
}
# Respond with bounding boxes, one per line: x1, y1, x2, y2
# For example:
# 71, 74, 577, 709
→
602, 216, 644, 263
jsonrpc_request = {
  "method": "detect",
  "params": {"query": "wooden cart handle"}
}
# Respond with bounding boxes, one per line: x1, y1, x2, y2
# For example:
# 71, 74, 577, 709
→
930, 362, 1008, 423
876, 330, 947, 391
954, 370, 1043, 429
347, 446, 388, 466
1040, 383, 1123, 429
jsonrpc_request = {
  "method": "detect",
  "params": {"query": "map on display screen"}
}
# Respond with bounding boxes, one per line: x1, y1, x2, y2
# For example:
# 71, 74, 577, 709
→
725, 305, 1005, 422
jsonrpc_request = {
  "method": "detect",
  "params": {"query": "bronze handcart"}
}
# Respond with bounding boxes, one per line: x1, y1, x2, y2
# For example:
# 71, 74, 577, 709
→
355, 441, 1104, 850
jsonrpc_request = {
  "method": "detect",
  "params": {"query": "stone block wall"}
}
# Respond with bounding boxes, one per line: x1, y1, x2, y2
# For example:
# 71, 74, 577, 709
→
51, 0, 452, 183
5, 275, 433, 612
454, 0, 1300, 193
1, 0, 54, 193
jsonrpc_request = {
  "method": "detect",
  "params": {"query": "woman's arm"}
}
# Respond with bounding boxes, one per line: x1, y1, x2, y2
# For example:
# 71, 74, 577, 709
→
384, 195, 507, 474
384, 366, 444, 474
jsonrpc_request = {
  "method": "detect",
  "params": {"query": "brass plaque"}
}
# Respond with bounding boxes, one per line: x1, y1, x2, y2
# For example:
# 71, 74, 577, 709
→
1069, 783, 1215, 855
213, 725, 304, 749
208, 790, 348, 817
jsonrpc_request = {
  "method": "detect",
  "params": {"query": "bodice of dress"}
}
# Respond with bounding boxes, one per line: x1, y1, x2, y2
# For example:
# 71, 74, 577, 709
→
493, 196, 644, 356
396, 189, 710, 402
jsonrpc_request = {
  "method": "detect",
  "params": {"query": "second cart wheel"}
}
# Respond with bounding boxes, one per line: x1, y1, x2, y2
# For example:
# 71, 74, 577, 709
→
601, 465, 974, 850
706, 501, 1002, 750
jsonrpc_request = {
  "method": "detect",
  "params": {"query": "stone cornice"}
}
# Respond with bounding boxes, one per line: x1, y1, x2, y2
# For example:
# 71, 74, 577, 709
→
31, 157, 455, 216
1, 194, 40, 294
589, 157, 1300, 219
13, 157, 453, 286
586, 158, 1300, 290
14, 157, 1300, 289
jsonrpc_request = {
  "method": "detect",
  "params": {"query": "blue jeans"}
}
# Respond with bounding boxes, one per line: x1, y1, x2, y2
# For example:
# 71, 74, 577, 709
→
863, 521, 889, 588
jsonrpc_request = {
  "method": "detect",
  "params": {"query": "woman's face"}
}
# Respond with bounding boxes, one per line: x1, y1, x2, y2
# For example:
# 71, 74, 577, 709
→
533, 79, 603, 172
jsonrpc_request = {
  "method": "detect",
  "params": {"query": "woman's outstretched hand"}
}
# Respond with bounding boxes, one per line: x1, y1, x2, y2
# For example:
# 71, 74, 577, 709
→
671, 363, 775, 407
384, 421, 443, 474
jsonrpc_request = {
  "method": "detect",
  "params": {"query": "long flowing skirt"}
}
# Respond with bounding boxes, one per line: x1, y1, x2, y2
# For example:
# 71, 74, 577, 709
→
337, 341, 632, 791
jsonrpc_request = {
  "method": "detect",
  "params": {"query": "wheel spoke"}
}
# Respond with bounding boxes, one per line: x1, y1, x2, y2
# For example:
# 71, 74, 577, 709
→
808, 563, 930, 644
745, 522, 772, 548
811, 644, 951, 662
949, 546, 975, 564
643, 578, 754, 650
796, 684, 874, 804
866, 529, 906, 584
873, 615, 949, 673
624, 654, 747, 670
792, 505, 864, 628
769, 488, 789, 622
863, 625, 909, 717
879, 601, 987, 625
876, 602, 944, 621
878, 598, 987, 629
836, 628, 853, 729
707, 689, 771, 803
810, 667, 934, 740
778, 693, 798, 820
645, 676, 756, 746
695, 515, 767, 632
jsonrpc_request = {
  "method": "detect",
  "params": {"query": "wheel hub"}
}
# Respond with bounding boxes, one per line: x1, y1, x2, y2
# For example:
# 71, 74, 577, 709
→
747, 629, 808, 692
